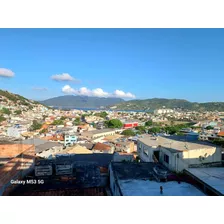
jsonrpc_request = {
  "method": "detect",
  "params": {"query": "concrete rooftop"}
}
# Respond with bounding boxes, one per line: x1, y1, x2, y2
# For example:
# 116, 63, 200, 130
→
186, 167, 224, 195
119, 179, 206, 196
139, 136, 216, 153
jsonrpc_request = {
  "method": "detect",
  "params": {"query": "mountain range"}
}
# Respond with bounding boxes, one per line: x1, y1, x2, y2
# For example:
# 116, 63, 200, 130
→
39, 95, 125, 109
40, 95, 224, 111
1, 89, 224, 112
109, 98, 224, 111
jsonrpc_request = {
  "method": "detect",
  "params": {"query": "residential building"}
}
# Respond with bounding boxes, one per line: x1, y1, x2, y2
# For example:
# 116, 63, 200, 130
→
92, 142, 114, 154
7, 126, 28, 138
35, 142, 64, 158
137, 135, 222, 172
81, 129, 119, 139
154, 109, 174, 115
123, 121, 139, 129
64, 134, 78, 147
114, 141, 135, 153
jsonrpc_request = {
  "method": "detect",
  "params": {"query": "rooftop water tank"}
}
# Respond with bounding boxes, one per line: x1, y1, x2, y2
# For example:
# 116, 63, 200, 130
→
186, 132, 199, 141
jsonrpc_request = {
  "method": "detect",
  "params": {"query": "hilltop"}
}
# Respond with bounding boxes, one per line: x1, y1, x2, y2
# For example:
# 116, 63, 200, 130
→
40, 95, 125, 109
0, 89, 47, 111
108, 98, 224, 112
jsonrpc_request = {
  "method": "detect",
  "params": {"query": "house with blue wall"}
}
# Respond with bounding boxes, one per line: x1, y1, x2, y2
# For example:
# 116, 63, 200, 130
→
64, 134, 78, 147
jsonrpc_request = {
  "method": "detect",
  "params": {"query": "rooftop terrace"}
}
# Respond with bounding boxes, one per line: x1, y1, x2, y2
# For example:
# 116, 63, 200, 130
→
119, 179, 206, 196
111, 162, 206, 196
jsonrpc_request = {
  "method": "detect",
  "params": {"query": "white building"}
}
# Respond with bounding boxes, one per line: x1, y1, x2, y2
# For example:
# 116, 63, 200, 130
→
137, 136, 222, 173
81, 129, 122, 139
154, 108, 174, 115
7, 126, 28, 138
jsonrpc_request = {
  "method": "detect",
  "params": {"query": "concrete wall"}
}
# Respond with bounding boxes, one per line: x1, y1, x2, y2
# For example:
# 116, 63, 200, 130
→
159, 148, 181, 172
137, 141, 156, 162
137, 141, 222, 173
183, 147, 222, 166
109, 164, 122, 196
0, 145, 35, 196
93, 131, 116, 139
160, 147, 222, 173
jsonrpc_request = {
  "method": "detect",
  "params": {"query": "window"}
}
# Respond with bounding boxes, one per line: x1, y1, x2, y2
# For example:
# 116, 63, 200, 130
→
164, 154, 169, 164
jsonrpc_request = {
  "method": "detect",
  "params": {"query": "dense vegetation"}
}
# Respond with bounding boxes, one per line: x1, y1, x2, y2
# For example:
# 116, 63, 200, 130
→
135, 126, 146, 134
110, 98, 224, 111
121, 129, 136, 136
145, 120, 153, 126
40, 95, 124, 108
105, 119, 123, 128
73, 117, 81, 125
94, 111, 108, 118
0, 89, 46, 109
205, 126, 213, 130
0, 115, 6, 123
213, 139, 224, 148
14, 110, 22, 115
1, 107, 11, 115
148, 123, 193, 135
30, 120, 42, 131
39, 128, 47, 134
52, 119, 64, 125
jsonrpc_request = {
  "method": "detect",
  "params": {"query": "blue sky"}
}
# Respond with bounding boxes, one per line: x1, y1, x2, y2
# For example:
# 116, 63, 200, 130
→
0, 28, 224, 102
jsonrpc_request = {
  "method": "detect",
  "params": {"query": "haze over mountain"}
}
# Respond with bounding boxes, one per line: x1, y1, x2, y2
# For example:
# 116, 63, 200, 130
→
39, 95, 125, 109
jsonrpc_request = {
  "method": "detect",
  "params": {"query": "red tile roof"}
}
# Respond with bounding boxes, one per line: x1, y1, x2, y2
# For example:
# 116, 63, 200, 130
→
218, 131, 224, 137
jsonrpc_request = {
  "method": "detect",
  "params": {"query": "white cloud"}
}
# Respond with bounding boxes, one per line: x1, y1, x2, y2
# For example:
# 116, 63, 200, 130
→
51, 73, 79, 82
62, 85, 136, 99
0, 68, 15, 78
113, 90, 136, 99
32, 87, 48, 91
92, 88, 110, 97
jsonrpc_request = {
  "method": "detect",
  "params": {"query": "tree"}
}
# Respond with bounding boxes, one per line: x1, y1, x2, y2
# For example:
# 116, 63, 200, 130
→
52, 119, 64, 125
95, 111, 108, 118
213, 139, 224, 148
73, 117, 81, 125
30, 120, 42, 131
164, 126, 179, 135
145, 120, 153, 126
104, 120, 109, 128
205, 126, 213, 130
121, 129, 136, 136
1, 107, 11, 115
107, 119, 123, 128
148, 127, 161, 134
15, 110, 22, 115
39, 128, 47, 134
0, 115, 6, 123
135, 126, 146, 134
42, 115, 48, 121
